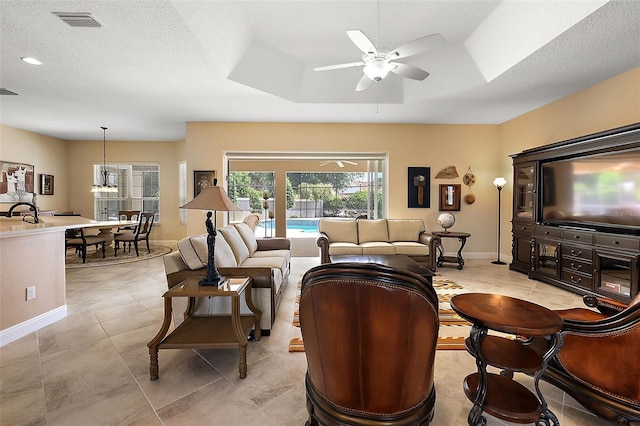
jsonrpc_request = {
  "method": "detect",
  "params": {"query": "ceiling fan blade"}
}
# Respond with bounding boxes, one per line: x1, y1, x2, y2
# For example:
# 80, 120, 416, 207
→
356, 74, 373, 91
314, 61, 365, 71
343, 161, 358, 165
391, 63, 430, 81
336, 161, 344, 168
387, 33, 444, 60
347, 30, 377, 55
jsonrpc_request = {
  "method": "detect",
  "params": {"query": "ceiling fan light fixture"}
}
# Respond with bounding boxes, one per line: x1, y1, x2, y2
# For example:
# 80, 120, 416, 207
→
363, 61, 393, 81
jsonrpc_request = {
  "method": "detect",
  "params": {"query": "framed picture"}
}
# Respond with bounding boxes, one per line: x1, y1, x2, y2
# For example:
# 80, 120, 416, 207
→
40, 174, 54, 195
408, 167, 430, 208
0, 161, 34, 203
439, 184, 461, 211
194, 170, 216, 197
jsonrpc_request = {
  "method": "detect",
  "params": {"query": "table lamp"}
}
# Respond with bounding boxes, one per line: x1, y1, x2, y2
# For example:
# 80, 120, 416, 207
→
180, 179, 241, 286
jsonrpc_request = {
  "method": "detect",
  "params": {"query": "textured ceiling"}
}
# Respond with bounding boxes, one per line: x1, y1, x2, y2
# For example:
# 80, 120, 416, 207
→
0, 0, 638, 141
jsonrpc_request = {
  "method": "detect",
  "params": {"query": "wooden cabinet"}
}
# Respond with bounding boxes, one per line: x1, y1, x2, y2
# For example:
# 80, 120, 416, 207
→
594, 250, 638, 299
509, 123, 640, 302
510, 162, 536, 273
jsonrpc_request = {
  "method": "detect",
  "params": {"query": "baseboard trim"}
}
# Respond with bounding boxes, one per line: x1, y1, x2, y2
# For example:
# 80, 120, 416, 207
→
0, 305, 67, 347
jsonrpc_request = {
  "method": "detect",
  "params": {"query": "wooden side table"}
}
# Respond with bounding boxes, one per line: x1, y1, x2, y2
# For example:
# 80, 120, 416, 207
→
450, 293, 563, 425
147, 277, 261, 380
432, 231, 470, 269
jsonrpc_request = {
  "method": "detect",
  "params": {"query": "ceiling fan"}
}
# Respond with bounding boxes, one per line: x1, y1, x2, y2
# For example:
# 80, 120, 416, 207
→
314, 29, 444, 91
320, 160, 358, 168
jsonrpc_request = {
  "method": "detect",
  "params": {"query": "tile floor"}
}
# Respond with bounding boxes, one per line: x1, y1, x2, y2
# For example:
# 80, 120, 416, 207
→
0, 256, 616, 425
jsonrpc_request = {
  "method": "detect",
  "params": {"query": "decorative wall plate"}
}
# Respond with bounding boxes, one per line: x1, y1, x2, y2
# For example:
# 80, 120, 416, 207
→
463, 166, 476, 186
464, 193, 476, 204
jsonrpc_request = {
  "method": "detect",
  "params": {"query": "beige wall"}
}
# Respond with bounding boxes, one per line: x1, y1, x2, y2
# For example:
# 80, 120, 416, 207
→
65, 139, 186, 242
1, 66, 638, 258
185, 122, 501, 256
0, 126, 69, 212
0, 231, 66, 330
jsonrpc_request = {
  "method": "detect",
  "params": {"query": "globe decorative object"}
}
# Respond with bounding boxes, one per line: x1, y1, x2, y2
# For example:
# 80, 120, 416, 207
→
437, 213, 455, 232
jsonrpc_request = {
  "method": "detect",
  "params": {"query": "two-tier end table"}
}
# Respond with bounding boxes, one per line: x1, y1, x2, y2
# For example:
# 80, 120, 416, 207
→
147, 276, 261, 380
450, 293, 563, 426
432, 231, 470, 269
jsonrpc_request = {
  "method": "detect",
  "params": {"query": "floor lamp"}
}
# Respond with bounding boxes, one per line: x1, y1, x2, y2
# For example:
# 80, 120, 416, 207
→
492, 177, 507, 265
180, 180, 241, 286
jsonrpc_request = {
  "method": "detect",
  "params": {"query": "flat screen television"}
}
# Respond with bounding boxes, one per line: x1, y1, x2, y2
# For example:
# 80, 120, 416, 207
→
540, 149, 640, 234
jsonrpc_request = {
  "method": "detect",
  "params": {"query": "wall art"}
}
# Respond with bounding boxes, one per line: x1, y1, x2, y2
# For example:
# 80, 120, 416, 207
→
0, 161, 34, 203
439, 184, 461, 211
408, 167, 430, 208
40, 174, 54, 195
194, 170, 217, 197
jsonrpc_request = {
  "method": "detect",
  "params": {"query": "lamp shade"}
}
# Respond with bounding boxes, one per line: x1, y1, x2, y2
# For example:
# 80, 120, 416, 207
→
493, 177, 507, 189
363, 61, 393, 81
180, 186, 241, 212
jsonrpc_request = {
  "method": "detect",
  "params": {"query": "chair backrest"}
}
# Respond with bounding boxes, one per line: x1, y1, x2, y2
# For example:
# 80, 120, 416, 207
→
299, 263, 439, 424
119, 210, 140, 220
135, 212, 155, 236
65, 228, 87, 243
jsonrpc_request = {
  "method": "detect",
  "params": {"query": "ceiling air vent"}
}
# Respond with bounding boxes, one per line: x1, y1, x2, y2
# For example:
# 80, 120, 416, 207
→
52, 12, 103, 27
0, 88, 18, 96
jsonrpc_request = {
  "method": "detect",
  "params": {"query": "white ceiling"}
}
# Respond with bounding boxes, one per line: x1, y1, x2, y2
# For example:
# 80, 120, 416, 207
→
1, 0, 638, 141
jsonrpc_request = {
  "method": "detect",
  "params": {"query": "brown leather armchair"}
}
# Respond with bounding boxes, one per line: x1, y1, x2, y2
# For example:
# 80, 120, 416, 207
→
541, 292, 640, 425
299, 263, 439, 426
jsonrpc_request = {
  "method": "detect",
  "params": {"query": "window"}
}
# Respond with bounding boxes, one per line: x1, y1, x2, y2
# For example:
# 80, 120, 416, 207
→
93, 163, 160, 221
226, 153, 387, 237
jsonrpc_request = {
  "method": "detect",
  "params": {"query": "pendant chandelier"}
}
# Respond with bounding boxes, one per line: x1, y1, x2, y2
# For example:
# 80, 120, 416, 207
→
90, 126, 118, 193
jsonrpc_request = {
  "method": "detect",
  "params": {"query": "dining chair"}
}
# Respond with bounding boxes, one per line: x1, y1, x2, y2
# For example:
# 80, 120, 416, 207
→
115, 210, 141, 251
65, 228, 106, 263
116, 210, 140, 232
114, 212, 155, 257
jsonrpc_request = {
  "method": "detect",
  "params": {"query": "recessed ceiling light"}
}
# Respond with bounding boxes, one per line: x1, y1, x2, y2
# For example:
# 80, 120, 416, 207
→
21, 57, 42, 65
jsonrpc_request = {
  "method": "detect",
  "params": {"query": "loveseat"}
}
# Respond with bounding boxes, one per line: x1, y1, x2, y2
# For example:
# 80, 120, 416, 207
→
316, 218, 441, 271
163, 222, 290, 334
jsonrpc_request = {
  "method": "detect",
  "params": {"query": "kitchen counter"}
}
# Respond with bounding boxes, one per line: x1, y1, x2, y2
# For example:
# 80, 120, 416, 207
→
0, 215, 137, 347
0, 216, 135, 238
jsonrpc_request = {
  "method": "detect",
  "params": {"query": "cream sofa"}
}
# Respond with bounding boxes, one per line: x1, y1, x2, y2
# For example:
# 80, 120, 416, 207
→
163, 222, 290, 334
316, 218, 440, 271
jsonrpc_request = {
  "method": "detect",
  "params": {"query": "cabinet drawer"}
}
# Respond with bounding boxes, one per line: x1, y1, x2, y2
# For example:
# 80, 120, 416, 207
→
561, 258, 593, 275
512, 223, 533, 234
562, 230, 594, 244
561, 244, 592, 261
535, 226, 562, 239
594, 235, 640, 251
561, 270, 593, 290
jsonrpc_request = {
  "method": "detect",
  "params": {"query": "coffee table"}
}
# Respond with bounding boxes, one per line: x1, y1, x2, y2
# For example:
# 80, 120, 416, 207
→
330, 254, 434, 284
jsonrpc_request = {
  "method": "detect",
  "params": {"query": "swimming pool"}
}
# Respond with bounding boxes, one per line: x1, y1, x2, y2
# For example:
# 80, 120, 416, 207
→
256, 218, 319, 236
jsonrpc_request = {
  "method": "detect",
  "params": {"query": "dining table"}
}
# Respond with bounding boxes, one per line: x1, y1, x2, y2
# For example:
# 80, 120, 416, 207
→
80, 219, 138, 257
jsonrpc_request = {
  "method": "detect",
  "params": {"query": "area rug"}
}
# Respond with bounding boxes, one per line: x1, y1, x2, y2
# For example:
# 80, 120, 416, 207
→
65, 245, 172, 269
288, 276, 470, 352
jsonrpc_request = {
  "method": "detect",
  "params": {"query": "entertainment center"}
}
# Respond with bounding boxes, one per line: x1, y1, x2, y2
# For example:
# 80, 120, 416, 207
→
510, 123, 640, 302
